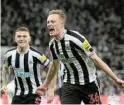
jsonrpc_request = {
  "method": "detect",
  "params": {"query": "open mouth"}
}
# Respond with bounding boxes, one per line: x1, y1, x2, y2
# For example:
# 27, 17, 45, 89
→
48, 28, 54, 33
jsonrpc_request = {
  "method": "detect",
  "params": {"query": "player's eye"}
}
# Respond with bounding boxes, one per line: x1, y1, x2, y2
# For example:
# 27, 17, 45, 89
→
23, 35, 27, 38
17, 35, 21, 38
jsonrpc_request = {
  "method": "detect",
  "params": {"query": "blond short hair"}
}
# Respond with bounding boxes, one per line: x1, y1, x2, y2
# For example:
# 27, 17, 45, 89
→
49, 9, 66, 23
15, 27, 30, 35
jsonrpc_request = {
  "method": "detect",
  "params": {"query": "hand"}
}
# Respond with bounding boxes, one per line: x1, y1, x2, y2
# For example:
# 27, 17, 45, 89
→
1, 87, 7, 94
36, 85, 48, 96
115, 78, 124, 88
35, 97, 41, 104
46, 96, 54, 103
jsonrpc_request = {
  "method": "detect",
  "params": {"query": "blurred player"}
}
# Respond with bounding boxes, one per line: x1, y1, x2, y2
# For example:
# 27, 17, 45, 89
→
1, 27, 50, 104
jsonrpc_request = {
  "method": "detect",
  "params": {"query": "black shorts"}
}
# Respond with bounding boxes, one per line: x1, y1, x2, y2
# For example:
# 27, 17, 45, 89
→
60, 81, 102, 104
55, 87, 62, 96
11, 94, 41, 104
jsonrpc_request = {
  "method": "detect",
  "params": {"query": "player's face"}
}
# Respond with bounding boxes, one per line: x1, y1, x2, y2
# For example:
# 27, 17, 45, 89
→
47, 14, 64, 37
15, 31, 31, 48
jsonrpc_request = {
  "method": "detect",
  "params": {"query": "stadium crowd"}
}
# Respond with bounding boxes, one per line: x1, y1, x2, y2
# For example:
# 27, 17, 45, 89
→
1, 0, 124, 95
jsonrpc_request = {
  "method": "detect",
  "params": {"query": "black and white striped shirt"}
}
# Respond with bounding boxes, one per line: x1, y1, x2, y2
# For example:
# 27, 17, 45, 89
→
4, 47, 50, 95
57, 62, 65, 88
49, 29, 97, 85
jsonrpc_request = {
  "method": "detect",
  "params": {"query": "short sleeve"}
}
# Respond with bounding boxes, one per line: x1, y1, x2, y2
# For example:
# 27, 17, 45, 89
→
71, 31, 95, 57
40, 54, 50, 67
81, 39, 95, 57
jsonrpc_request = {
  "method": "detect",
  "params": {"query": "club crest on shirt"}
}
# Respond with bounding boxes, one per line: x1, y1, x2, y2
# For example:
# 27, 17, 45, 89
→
82, 40, 91, 50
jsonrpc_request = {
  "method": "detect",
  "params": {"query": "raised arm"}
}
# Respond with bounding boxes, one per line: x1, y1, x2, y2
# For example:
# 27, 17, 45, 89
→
90, 53, 124, 88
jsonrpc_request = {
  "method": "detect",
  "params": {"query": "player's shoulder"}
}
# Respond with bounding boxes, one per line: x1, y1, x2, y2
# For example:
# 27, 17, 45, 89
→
66, 29, 85, 39
30, 46, 43, 56
66, 29, 85, 43
5, 47, 16, 55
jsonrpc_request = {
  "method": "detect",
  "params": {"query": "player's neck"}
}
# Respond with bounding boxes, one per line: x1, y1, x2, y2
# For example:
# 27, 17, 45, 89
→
17, 45, 30, 53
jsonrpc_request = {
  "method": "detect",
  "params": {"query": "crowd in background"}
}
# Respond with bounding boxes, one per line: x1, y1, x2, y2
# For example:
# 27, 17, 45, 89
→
1, 0, 124, 94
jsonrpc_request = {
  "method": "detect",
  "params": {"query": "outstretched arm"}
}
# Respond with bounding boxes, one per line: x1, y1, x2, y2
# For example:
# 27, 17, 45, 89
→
90, 53, 124, 88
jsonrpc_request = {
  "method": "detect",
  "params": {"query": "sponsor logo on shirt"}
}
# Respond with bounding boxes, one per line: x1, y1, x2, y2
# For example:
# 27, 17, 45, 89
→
14, 68, 33, 78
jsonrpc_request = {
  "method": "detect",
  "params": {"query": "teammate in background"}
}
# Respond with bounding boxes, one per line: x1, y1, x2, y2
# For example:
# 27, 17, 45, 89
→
36, 9, 124, 104
1, 27, 50, 104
